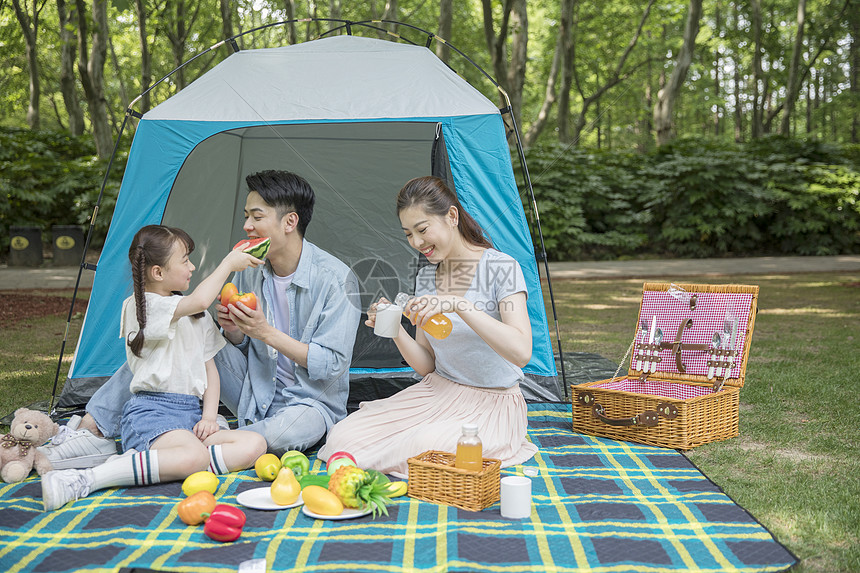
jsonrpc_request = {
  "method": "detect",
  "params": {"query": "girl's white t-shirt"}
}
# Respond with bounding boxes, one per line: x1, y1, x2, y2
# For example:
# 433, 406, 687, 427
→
120, 293, 226, 398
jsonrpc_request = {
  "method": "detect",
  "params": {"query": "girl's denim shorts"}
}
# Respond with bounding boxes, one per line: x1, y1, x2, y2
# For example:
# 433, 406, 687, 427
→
121, 391, 201, 452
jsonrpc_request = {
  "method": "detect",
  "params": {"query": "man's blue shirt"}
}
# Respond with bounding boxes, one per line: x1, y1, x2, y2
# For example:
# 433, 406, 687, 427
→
230, 239, 360, 430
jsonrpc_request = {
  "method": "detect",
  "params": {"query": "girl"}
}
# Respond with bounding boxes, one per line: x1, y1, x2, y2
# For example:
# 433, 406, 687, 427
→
42, 225, 268, 510
318, 176, 538, 477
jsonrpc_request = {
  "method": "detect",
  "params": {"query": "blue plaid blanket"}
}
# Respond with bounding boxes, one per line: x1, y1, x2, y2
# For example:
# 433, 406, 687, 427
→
0, 403, 796, 572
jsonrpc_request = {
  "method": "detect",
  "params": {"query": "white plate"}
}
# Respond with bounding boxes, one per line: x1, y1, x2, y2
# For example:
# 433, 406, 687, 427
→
236, 487, 303, 511
301, 505, 373, 520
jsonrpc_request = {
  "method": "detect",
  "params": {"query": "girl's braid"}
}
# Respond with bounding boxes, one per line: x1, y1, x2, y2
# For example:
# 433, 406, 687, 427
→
128, 245, 148, 357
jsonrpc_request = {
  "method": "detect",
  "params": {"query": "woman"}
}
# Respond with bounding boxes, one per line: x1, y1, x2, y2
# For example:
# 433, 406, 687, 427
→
318, 176, 537, 477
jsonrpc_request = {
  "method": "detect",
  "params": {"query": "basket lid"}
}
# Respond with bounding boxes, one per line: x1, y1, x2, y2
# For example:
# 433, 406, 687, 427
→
628, 282, 759, 388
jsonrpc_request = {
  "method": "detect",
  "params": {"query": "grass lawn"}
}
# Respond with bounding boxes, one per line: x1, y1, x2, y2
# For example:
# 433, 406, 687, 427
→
543, 272, 859, 573
1, 271, 857, 572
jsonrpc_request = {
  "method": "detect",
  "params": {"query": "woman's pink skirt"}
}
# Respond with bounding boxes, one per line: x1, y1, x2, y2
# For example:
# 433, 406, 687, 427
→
318, 372, 538, 478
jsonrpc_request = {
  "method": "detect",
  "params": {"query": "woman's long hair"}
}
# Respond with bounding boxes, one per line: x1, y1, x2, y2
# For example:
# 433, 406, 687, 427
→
127, 225, 194, 357
396, 176, 492, 249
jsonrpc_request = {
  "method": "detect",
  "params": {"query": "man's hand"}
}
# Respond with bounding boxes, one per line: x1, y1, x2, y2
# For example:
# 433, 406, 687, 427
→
228, 300, 273, 341
194, 417, 219, 441
215, 296, 243, 340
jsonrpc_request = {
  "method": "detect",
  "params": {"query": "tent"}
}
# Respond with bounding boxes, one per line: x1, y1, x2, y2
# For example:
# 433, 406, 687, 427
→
57, 29, 564, 408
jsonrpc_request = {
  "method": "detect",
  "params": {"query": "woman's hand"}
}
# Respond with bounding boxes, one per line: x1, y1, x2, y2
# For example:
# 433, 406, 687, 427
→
194, 417, 219, 441
364, 297, 392, 329
402, 294, 463, 329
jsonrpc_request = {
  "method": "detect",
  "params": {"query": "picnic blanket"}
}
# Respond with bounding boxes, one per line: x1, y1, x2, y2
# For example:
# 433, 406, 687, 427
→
0, 403, 797, 573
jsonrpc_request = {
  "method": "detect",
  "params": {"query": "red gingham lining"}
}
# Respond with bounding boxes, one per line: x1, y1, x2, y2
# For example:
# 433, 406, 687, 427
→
632, 290, 753, 379
594, 378, 714, 400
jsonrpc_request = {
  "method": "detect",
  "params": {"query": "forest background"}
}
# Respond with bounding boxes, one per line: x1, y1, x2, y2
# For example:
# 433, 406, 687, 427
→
1, 0, 859, 261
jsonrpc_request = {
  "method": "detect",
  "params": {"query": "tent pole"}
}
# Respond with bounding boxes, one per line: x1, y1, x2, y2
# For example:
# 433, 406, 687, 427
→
48, 111, 134, 417
500, 94, 569, 401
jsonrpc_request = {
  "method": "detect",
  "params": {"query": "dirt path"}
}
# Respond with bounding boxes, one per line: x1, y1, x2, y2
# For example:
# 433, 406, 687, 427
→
0, 290, 89, 328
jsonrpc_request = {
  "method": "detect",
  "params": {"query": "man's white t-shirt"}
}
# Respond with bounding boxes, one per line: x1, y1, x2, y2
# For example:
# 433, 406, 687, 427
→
270, 272, 296, 387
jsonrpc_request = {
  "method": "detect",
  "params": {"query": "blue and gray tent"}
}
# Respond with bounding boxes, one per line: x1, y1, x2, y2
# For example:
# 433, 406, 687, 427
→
57, 30, 566, 408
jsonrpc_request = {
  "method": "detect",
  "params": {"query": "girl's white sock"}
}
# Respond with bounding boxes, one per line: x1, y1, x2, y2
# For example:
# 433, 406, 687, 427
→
90, 450, 161, 490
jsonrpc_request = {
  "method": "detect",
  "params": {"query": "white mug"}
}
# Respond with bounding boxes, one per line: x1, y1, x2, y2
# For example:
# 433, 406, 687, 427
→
373, 302, 402, 338
500, 475, 531, 519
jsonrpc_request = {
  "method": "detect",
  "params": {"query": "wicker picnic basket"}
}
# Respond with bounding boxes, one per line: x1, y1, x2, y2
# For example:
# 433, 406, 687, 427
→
406, 450, 501, 511
571, 283, 759, 450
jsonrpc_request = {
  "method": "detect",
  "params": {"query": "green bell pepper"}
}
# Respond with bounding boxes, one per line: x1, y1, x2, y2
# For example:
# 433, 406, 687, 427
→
297, 474, 330, 489
279, 450, 310, 478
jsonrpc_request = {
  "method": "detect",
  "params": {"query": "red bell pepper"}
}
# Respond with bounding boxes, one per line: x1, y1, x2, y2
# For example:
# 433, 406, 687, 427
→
203, 504, 246, 542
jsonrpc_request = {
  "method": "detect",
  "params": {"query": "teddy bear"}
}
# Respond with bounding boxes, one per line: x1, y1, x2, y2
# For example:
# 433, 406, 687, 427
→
0, 408, 59, 483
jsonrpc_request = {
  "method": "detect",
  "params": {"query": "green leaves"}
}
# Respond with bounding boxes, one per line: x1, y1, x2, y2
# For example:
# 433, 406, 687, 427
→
522, 136, 860, 260
0, 127, 125, 256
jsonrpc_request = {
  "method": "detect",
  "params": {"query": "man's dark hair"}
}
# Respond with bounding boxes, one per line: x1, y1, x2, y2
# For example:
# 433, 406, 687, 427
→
246, 170, 315, 236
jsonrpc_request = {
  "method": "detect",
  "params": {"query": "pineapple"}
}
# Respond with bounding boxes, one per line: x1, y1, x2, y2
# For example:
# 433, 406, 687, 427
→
328, 466, 393, 518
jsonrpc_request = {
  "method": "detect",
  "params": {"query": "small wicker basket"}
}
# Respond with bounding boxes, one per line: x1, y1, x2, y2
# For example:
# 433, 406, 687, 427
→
406, 450, 501, 511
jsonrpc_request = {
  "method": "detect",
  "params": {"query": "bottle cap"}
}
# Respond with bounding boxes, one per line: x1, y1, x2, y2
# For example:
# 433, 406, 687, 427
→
462, 423, 479, 433
394, 292, 411, 308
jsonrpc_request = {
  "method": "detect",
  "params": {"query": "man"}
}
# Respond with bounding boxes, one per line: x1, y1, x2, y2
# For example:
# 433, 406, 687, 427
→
41, 170, 361, 467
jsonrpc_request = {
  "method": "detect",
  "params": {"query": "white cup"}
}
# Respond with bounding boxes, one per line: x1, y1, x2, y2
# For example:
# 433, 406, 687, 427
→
500, 475, 531, 519
373, 302, 402, 338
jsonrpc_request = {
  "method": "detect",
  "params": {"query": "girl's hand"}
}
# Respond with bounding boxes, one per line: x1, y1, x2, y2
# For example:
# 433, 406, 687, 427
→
194, 417, 219, 441
224, 247, 262, 273
364, 297, 391, 329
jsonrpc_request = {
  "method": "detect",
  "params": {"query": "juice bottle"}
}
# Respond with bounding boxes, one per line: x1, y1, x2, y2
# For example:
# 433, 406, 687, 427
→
454, 423, 483, 472
394, 292, 453, 339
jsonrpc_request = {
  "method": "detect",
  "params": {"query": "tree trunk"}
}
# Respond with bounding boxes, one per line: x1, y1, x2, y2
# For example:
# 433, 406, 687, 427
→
382, 0, 398, 37
480, 0, 528, 132
329, 0, 341, 21
750, 0, 764, 138
75, 0, 112, 158
507, 0, 527, 124
850, 0, 859, 142
713, 0, 721, 136
11, 0, 41, 129
522, 0, 569, 149
570, 0, 655, 145
283, 1, 297, 45
733, 0, 743, 141
780, 0, 807, 135
219, 0, 233, 40
167, 0, 187, 89
134, 0, 152, 113
653, 0, 702, 146
806, 71, 813, 135
557, 0, 576, 143
639, 39, 654, 152
57, 0, 84, 135
436, 0, 452, 64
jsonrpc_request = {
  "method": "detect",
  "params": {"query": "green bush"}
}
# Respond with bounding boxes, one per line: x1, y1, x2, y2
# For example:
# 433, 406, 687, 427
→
523, 136, 860, 260
643, 137, 771, 258
520, 145, 650, 261
0, 127, 125, 261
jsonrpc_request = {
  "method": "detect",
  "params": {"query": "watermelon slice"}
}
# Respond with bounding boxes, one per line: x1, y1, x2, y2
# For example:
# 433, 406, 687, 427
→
234, 237, 270, 259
